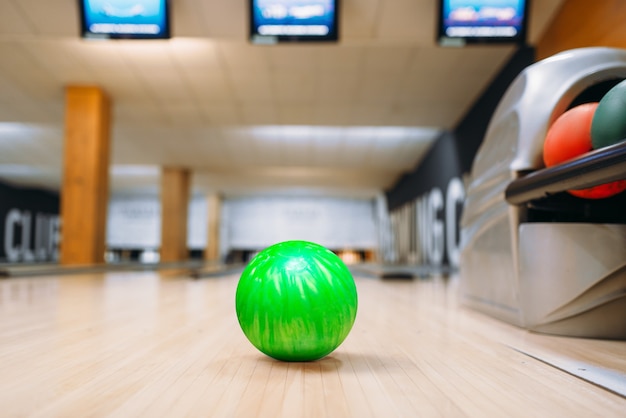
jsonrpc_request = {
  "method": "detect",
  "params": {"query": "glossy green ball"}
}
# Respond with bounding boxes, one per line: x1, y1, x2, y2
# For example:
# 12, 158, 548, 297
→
591, 79, 626, 149
235, 240, 358, 362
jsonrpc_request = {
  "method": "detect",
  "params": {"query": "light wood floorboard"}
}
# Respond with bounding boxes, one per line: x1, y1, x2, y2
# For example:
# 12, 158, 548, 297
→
0, 271, 624, 417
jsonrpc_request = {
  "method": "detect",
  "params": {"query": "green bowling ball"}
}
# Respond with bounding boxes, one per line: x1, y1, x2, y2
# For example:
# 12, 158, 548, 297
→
591, 79, 626, 149
235, 240, 358, 362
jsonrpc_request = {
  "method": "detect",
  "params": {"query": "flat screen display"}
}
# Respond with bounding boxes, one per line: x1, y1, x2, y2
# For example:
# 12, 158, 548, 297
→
78, 0, 170, 39
249, 0, 339, 44
437, 0, 528, 45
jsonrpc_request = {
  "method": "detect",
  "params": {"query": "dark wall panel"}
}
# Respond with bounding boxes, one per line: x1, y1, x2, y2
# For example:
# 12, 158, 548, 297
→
384, 46, 535, 267
387, 46, 536, 210
0, 182, 60, 263
455, 46, 537, 172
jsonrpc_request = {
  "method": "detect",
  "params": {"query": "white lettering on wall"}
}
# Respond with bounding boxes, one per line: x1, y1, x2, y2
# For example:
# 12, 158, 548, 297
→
445, 177, 465, 267
428, 187, 445, 266
4, 209, 20, 262
388, 176, 465, 268
4, 209, 60, 262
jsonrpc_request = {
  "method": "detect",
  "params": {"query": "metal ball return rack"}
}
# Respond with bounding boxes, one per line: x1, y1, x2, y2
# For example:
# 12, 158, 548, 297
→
460, 47, 626, 339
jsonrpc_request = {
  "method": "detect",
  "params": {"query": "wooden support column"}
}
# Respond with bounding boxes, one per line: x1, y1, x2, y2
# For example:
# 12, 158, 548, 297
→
536, 0, 626, 60
160, 167, 190, 263
204, 193, 221, 262
60, 86, 111, 266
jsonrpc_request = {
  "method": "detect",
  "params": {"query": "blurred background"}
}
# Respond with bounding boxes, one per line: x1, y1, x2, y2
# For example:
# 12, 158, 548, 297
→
0, 0, 567, 267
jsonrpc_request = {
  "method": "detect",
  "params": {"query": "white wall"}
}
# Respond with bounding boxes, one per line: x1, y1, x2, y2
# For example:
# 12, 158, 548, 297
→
187, 197, 207, 248
107, 196, 160, 249
106, 194, 378, 255
223, 196, 377, 250
106, 195, 207, 249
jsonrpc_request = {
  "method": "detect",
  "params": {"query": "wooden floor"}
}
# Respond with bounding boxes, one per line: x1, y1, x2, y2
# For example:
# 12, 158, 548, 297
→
1, 270, 625, 417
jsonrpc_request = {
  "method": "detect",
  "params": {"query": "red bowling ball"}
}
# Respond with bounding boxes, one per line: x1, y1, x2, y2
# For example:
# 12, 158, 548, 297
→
543, 102, 626, 199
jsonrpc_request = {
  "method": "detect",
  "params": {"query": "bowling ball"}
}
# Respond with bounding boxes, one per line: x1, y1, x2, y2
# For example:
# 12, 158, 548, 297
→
543, 102, 626, 199
235, 240, 358, 362
591, 79, 626, 149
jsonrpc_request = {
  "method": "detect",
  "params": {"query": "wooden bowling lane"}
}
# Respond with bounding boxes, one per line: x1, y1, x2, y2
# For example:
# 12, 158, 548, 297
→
0, 271, 625, 417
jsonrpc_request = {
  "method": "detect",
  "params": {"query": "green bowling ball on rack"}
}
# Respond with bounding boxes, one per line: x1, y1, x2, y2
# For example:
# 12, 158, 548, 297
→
235, 240, 358, 362
591, 79, 626, 149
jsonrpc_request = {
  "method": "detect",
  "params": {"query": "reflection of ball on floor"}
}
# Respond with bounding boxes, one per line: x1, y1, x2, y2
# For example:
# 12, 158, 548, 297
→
235, 240, 358, 362
543, 102, 626, 199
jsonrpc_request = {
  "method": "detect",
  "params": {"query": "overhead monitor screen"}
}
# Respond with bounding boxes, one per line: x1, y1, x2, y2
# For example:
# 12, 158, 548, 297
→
250, 0, 339, 44
78, 0, 170, 39
438, 0, 528, 45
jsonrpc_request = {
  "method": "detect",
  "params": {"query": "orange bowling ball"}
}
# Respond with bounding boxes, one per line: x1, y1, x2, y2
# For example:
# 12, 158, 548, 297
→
543, 102, 626, 199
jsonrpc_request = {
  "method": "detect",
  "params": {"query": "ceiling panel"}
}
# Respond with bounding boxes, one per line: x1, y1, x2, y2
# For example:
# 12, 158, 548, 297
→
0, 1, 35, 35
269, 45, 320, 71
357, 73, 402, 104
273, 72, 317, 103
22, 41, 95, 85
171, 0, 208, 38
277, 104, 317, 125
183, 72, 235, 104
363, 45, 414, 73
98, 75, 154, 104
317, 72, 360, 104
139, 72, 193, 103
160, 104, 205, 127
114, 103, 165, 125
14, 0, 79, 37
197, 0, 247, 39
230, 76, 274, 103
316, 45, 366, 71
341, 0, 379, 40
199, 104, 242, 125
240, 104, 278, 125
377, 0, 436, 42
0, 42, 61, 99
169, 39, 223, 71
218, 42, 271, 76
350, 105, 390, 126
